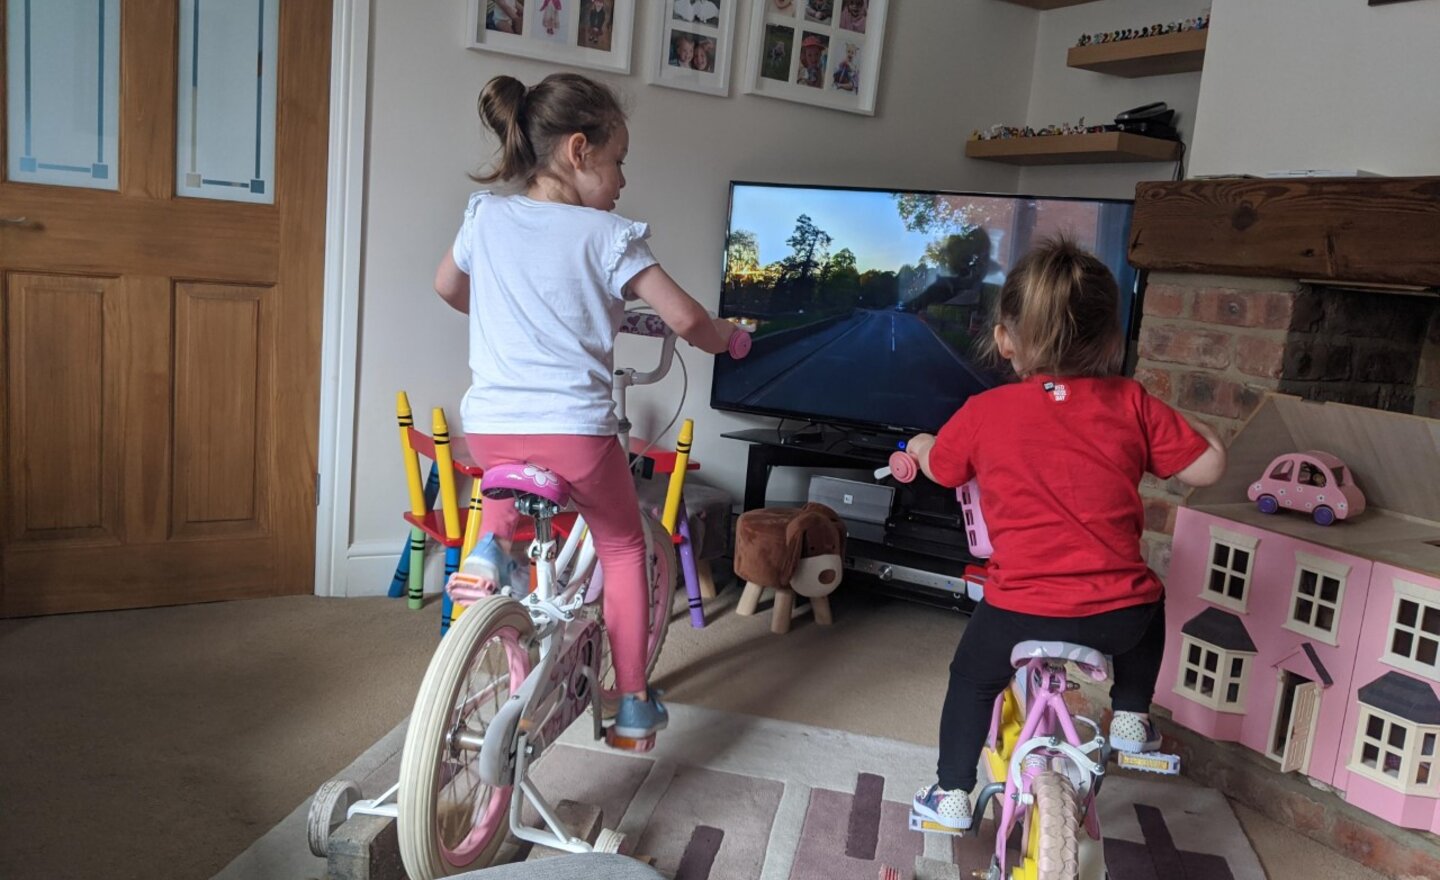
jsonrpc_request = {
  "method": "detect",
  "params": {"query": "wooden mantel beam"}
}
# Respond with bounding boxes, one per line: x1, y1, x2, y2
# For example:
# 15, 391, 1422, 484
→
1128, 177, 1440, 287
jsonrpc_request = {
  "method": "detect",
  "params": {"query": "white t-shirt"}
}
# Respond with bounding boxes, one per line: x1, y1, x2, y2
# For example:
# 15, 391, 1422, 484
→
451, 191, 659, 436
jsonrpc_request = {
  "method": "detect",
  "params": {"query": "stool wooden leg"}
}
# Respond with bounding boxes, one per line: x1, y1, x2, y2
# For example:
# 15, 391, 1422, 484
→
771, 588, 795, 634
737, 581, 765, 616
697, 559, 718, 600
812, 594, 833, 626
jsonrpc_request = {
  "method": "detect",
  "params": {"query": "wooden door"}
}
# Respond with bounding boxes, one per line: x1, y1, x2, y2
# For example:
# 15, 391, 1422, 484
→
0, 0, 331, 615
1281, 682, 1321, 774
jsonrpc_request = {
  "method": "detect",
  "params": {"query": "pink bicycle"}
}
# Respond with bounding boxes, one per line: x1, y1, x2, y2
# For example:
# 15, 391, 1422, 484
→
878, 450, 1113, 880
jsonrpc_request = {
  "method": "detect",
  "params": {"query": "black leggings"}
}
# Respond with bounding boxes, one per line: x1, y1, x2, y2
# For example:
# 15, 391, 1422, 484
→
936, 599, 1166, 792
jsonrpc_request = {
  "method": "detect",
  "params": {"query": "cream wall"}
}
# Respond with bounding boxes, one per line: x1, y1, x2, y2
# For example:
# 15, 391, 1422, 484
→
1188, 0, 1440, 177
341, 0, 1040, 595
1015, 0, 1203, 199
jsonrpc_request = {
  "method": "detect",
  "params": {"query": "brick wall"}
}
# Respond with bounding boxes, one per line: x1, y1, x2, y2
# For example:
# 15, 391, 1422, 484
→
1131, 274, 1440, 577
1133, 275, 1308, 577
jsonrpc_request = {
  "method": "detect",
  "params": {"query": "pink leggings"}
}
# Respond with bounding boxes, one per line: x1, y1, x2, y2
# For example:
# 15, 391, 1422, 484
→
465, 433, 649, 694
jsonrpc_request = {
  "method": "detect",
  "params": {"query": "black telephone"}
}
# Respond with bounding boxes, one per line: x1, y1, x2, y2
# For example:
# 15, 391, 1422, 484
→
1114, 102, 1179, 141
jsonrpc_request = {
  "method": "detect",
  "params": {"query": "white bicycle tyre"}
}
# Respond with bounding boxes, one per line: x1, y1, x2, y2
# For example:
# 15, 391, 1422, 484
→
398, 597, 536, 880
1033, 770, 1081, 880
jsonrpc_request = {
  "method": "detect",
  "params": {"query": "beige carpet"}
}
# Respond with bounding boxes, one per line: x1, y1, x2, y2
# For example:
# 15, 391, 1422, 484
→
0, 586, 1384, 880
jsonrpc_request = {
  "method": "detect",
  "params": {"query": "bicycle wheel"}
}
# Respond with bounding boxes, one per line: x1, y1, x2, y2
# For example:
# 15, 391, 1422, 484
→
398, 597, 536, 880
1024, 771, 1080, 880
585, 513, 677, 715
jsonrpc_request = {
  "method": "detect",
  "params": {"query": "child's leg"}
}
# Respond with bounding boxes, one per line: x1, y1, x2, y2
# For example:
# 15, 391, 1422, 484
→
936, 602, 1025, 793
520, 435, 650, 697
1108, 600, 1165, 713
463, 435, 525, 546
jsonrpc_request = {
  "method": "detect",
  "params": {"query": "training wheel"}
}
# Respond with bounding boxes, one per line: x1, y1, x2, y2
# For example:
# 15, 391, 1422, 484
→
594, 827, 627, 854
307, 778, 363, 857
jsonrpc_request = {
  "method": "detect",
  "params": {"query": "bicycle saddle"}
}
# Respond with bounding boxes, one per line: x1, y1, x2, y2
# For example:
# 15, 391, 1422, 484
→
480, 463, 571, 507
1010, 641, 1111, 682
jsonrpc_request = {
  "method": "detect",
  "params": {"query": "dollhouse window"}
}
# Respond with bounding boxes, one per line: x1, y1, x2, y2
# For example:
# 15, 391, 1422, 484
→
1284, 553, 1350, 646
1175, 635, 1251, 713
1203, 526, 1259, 613
1384, 580, 1440, 682
1350, 707, 1440, 796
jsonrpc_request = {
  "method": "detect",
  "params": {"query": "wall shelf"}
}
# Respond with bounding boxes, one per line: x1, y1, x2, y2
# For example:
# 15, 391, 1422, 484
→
1067, 30, 1208, 77
964, 132, 1182, 166
996, 0, 1101, 9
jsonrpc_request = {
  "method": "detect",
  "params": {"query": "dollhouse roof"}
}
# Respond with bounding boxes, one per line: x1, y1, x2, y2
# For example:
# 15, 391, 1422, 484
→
1181, 608, 1257, 652
1275, 643, 1335, 687
1185, 395, 1440, 577
1357, 672, 1440, 724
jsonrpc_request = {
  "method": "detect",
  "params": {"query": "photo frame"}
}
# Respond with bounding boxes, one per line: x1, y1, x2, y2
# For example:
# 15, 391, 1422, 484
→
743, 0, 887, 115
648, 0, 739, 97
466, 0, 636, 75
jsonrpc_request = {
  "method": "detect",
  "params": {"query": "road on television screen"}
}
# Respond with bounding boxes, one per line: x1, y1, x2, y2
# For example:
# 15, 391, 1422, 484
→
717, 309, 991, 426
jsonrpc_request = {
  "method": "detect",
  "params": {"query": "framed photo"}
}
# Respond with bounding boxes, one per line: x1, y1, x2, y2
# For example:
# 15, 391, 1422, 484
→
466, 0, 636, 75
744, 0, 887, 115
648, 0, 739, 97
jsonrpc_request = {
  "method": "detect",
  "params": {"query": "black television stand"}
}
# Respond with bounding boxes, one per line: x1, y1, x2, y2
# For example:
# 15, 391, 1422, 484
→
844, 428, 911, 453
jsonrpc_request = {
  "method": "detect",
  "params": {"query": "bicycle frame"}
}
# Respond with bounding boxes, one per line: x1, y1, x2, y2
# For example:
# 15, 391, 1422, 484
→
976, 659, 1108, 879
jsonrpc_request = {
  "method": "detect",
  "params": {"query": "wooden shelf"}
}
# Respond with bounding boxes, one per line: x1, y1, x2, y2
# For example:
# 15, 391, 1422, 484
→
1068, 30, 1208, 77
996, 0, 1101, 9
964, 132, 1182, 166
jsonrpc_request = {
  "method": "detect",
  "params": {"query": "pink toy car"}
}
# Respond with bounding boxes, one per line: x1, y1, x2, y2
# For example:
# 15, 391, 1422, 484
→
1247, 451, 1366, 526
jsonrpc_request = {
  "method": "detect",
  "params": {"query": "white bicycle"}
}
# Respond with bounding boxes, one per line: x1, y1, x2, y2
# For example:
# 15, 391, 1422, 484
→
308, 314, 749, 879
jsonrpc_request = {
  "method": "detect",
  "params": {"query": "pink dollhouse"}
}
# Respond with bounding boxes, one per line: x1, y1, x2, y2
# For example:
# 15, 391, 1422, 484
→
1157, 395, 1440, 830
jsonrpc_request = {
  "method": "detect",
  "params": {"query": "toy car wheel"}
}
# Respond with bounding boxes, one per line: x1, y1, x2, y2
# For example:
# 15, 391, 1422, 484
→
1313, 505, 1336, 526
1256, 494, 1279, 515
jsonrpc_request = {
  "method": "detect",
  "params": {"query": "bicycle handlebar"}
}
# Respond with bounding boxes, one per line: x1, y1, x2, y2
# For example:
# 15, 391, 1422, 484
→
619, 310, 750, 388
874, 450, 919, 483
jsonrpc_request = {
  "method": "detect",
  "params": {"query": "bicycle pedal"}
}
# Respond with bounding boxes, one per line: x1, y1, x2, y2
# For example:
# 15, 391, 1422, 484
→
604, 728, 657, 753
1115, 750, 1181, 775
908, 810, 967, 835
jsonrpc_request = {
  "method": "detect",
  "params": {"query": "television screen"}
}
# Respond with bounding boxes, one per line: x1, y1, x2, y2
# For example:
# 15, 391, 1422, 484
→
712, 182, 1140, 434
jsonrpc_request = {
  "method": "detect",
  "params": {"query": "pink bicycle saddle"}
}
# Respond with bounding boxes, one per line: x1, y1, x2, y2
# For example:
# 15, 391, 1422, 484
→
480, 462, 571, 507
1010, 640, 1111, 682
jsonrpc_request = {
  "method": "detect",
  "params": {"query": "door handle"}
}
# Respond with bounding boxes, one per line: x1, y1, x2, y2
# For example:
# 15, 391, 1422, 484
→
1, 216, 37, 228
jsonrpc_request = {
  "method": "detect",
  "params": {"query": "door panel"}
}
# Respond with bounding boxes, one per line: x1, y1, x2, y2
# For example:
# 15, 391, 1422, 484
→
0, 0, 331, 615
5, 273, 119, 542
1282, 682, 1321, 774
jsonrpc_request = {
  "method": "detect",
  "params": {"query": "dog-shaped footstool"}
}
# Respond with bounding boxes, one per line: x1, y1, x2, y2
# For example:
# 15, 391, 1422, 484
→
733, 503, 846, 634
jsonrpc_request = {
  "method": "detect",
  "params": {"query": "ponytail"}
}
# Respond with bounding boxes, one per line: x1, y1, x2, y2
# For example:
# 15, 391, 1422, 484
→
983, 236, 1124, 378
472, 72, 626, 185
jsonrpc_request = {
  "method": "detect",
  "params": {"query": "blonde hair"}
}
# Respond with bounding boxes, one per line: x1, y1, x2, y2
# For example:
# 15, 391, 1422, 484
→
982, 236, 1125, 378
473, 72, 625, 185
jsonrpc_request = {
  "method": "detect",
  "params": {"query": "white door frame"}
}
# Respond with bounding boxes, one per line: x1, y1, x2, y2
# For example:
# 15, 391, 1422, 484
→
314, 0, 371, 596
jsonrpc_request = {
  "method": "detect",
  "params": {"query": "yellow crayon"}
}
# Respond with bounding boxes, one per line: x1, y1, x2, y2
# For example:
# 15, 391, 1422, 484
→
397, 392, 426, 517
660, 419, 693, 535
432, 408, 462, 543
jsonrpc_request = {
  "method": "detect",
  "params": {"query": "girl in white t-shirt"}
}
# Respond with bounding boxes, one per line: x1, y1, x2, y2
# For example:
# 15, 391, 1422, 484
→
434, 73, 736, 742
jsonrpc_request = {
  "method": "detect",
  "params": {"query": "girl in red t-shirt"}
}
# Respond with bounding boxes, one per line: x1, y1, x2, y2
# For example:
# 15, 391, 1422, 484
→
906, 238, 1227, 832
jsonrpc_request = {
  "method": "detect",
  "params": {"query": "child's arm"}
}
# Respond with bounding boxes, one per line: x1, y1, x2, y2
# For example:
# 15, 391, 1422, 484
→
1174, 418, 1227, 487
434, 251, 469, 314
626, 265, 735, 354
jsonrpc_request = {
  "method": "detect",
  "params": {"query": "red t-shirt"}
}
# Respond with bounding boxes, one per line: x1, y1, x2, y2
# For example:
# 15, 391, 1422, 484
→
928, 375, 1209, 617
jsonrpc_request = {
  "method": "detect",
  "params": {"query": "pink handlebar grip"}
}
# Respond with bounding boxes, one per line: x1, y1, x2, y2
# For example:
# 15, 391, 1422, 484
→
887, 450, 918, 483
728, 327, 752, 360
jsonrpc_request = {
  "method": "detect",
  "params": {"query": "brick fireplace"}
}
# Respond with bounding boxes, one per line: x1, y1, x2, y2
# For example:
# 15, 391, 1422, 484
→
1109, 176, 1440, 878
1125, 177, 1440, 580
1134, 277, 1440, 577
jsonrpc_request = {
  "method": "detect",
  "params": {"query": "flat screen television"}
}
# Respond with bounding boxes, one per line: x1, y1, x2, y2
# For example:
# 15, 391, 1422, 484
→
711, 181, 1142, 435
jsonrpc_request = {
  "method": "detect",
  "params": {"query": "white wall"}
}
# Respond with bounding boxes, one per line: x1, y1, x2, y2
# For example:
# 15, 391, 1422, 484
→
340, 0, 1039, 595
1016, 0, 1204, 199
1189, 0, 1440, 177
